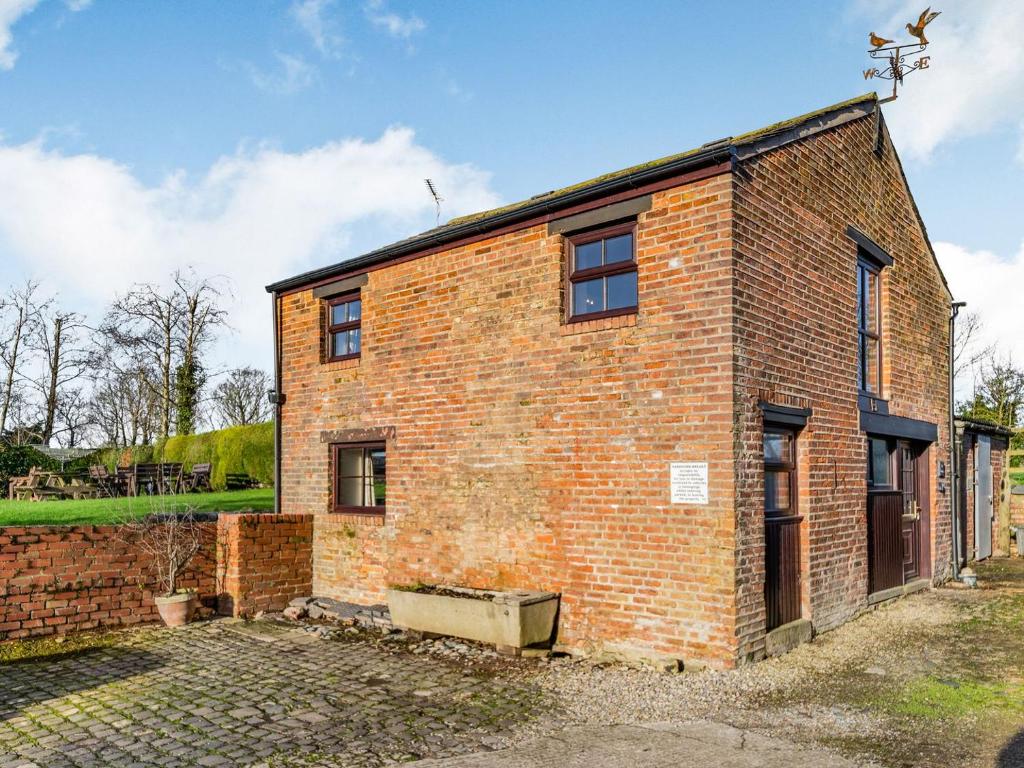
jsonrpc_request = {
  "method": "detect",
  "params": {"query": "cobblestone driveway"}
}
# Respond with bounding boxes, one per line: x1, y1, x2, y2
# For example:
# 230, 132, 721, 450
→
0, 620, 549, 768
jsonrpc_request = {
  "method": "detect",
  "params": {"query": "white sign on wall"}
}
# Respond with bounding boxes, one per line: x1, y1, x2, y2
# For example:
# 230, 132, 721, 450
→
670, 462, 708, 505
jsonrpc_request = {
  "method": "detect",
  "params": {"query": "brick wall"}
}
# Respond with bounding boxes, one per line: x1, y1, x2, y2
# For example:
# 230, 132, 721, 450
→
731, 114, 952, 657
0, 513, 312, 642
279, 175, 740, 666
1011, 489, 1024, 530
0, 523, 216, 641
217, 513, 313, 618
275, 104, 951, 668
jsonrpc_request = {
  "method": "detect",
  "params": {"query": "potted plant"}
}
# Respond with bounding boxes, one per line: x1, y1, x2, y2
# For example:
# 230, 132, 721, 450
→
123, 509, 206, 627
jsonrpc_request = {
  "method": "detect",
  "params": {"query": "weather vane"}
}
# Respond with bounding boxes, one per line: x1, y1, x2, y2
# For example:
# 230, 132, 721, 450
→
864, 7, 940, 103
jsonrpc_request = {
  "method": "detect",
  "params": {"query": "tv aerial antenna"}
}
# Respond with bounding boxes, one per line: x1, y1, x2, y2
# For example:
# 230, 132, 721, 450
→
424, 179, 444, 226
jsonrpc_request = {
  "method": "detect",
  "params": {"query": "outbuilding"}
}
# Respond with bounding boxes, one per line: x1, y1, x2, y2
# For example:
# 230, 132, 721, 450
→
956, 418, 1013, 561
267, 93, 954, 668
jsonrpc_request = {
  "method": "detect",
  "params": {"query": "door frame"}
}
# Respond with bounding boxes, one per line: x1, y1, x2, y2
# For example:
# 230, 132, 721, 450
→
974, 434, 993, 560
867, 436, 932, 591
762, 423, 803, 632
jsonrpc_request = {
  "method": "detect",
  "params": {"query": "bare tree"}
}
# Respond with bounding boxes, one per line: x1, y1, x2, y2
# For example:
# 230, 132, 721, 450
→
53, 387, 95, 448
213, 367, 271, 427
0, 281, 43, 438
103, 271, 228, 440
960, 355, 1024, 428
953, 310, 994, 386
173, 271, 228, 435
30, 308, 91, 445
103, 283, 182, 440
89, 350, 161, 448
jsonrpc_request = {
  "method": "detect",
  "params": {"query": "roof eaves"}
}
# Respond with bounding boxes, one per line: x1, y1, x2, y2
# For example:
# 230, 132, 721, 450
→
265, 143, 734, 293
266, 92, 881, 295
955, 417, 1016, 438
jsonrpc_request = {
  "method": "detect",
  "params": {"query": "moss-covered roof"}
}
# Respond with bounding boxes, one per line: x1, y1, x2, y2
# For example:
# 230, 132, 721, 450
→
267, 92, 880, 293
447, 92, 878, 227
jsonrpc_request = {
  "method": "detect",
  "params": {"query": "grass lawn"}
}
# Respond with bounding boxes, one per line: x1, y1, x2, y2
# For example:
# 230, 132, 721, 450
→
0, 488, 274, 527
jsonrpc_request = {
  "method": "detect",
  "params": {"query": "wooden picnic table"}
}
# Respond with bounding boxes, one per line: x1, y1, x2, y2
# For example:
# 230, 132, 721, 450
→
7, 467, 99, 501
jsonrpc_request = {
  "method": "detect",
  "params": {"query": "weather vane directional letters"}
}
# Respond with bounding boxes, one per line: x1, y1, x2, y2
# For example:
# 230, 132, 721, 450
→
864, 7, 940, 103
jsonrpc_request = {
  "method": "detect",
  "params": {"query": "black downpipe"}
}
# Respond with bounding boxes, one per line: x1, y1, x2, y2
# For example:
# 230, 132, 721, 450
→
949, 301, 966, 579
272, 292, 283, 514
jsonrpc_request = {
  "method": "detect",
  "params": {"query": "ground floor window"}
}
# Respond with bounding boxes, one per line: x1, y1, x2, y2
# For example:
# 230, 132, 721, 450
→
331, 442, 386, 515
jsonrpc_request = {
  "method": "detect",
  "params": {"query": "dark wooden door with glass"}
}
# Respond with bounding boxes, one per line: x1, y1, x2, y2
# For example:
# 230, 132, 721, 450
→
867, 437, 929, 593
764, 427, 801, 631
897, 441, 922, 581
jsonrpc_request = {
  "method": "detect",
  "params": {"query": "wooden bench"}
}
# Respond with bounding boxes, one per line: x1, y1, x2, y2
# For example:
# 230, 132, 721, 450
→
224, 472, 255, 490
187, 463, 212, 492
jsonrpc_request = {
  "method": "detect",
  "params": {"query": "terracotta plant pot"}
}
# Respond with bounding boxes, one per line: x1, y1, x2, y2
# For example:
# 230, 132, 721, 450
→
154, 592, 199, 627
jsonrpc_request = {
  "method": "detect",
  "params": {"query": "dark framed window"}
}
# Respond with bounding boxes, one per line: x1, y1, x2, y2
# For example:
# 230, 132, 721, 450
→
327, 293, 361, 362
856, 259, 882, 395
764, 427, 797, 517
567, 222, 638, 322
331, 442, 386, 515
867, 436, 894, 488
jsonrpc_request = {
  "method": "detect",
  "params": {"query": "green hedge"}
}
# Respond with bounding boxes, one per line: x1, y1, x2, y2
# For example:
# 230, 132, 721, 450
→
94, 422, 274, 490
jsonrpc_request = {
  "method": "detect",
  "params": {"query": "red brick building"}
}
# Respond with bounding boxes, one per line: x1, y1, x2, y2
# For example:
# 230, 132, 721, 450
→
266, 93, 954, 668
956, 418, 1012, 562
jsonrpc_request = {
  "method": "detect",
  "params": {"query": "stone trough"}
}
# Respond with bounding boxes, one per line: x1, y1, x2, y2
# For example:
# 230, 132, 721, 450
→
386, 586, 559, 654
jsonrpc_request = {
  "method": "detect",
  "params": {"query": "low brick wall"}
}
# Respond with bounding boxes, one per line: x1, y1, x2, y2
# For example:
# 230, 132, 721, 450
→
1012, 488, 1024, 530
0, 513, 313, 642
217, 513, 313, 618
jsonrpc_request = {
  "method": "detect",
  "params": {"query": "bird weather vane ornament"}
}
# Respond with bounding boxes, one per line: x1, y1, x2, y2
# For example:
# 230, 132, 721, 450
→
864, 7, 940, 103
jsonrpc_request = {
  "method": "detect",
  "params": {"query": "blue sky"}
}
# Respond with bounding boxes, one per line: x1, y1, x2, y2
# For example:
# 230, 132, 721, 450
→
1, 0, 1022, 385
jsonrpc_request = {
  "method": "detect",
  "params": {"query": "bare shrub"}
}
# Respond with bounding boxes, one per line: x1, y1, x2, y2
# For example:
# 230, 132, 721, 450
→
119, 508, 207, 597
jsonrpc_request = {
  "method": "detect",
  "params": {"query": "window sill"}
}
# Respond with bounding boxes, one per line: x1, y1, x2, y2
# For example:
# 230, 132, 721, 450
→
324, 356, 361, 370
560, 311, 637, 336
329, 509, 385, 525
568, 306, 637, 324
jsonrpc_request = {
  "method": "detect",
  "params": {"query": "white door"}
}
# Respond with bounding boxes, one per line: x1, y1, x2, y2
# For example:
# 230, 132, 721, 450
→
975, 435, 993, 560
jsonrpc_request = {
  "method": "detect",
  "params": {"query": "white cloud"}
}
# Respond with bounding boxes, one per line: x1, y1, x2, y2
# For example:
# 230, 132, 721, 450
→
247, 52, 315, 94
855, 0, 1024, 161
364, 0, 424, 39
0, 0, 40, 70
0, 129, 500, 369
935, 240, 1024, 388
291, 0, 344, 58
0, 0, 92, 70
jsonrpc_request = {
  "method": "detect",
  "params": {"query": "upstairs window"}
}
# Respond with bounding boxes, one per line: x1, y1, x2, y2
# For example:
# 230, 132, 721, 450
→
856, 259, 882, 395
567, 222, 638, 322
327, 293, 361, 362
332, 442, 386, 515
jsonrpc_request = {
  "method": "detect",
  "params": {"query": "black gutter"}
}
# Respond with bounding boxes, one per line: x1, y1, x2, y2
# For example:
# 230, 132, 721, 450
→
265, 145, 735, 294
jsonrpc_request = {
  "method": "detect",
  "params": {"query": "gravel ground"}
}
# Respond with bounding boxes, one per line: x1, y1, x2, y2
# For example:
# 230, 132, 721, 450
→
285, 561, 1024, 767
511, 564, 1024, 768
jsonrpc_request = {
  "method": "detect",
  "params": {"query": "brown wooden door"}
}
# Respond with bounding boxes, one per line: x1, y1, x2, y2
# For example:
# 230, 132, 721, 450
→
764, 428, 801, 631
898, 441, 921, 581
